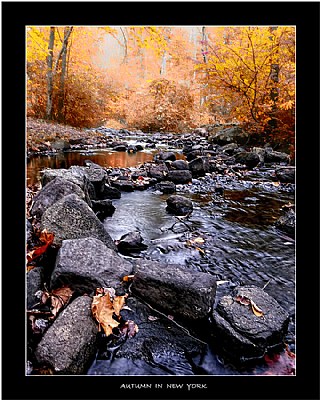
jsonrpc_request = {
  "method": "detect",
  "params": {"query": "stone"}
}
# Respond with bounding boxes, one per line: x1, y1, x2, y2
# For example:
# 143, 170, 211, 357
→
148, 164, 169, 181
209, 126, 250, 146
116, 231, 148, 255
50, 237, 133, 293
41, 194, 116, 250
91, 199, 115, 220
211, 285, 290, 362
34, 296, 98, 374
101, 184, 121, 199
167, 170, 192, 184
275, 166, 295, 183
27, 267, 44, 310
158, 151, 176, 162
166, 195, 193, 216
188, 157, 210, 177
51, 140, 71, 151
234, 151, 260, 169
170, 160, 189, 170
131, 260, 217, 323
220, 143, 239, 155
264, 150, 290, 164
155, 181, 176, 194
30, 177, 87, 219
275, 208, 295, 238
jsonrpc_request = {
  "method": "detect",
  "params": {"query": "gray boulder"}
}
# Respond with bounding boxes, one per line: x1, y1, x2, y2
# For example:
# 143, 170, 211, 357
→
41, 194, 116, 250
155, 181, 176, 194
212, 285, 290, 362
166, 195, 193, 216
171, 160, 189, 170
264, 150, 290, 164
116, 231, 148, 255
209, 127, 250, 146
275, 166, 295, 183
91, 199, 115, 220
131, 260, 217, 323
34, 296, 98, 374
30, 177, 87, 219
51, 237, 133, 293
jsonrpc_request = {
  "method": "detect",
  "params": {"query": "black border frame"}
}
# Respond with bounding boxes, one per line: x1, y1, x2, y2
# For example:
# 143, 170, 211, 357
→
1, 2, 320, 400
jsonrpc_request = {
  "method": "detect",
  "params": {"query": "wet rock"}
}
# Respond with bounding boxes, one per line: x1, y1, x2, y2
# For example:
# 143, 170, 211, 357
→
171, 160, 189, 170
220, 143, 238, 155
81, 164, 107, 200
252, 147, 266, 163
116, 231, 148, 255
91, 199, 115, 220
188, 157, 210, 177
275, 208, 295, 238
51, 140, 71, 151
158, 151, 176, 162
131, 260, 217, 323
41, 194, 117, 250
234, 151, 260, 169
51, 237, 133, 293
275, 166, 295, 183
27, 219, 33, 246
264, 150, 290, 164
34, 296, 98, 374
27, 267, 44, 310
148, 164, 169, 181
111, 180, 134, 192
167, 170, 192, 184
127, 145, 137, 153
113, 144, 127, 152
166, 195, 193, 216
185, 150, 202, 161
101, 184, 121, 199
209, 126, 250, 146
155, 181, 176, 194
30, 177, 87, 219
211, 285, 290, 362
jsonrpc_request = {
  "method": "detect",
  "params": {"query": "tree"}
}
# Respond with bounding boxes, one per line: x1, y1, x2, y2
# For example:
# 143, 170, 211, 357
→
46, 27, 55, 120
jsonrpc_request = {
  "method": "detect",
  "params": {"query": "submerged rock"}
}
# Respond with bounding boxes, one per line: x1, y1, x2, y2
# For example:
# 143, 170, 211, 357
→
211, 285, 290, 362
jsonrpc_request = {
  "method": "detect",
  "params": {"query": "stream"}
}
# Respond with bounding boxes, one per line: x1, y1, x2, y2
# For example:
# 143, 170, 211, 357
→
27, 144, 295, 375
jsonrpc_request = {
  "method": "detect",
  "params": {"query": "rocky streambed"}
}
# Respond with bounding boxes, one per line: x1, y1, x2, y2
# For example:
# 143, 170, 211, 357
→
26, 124, 296, 375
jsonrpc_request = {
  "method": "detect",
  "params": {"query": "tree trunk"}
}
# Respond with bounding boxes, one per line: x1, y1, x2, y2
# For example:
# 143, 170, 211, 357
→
46, 27, 55, 120
57, 26, 73, 123
268, 26, 279, 131
200, 26, 208, 106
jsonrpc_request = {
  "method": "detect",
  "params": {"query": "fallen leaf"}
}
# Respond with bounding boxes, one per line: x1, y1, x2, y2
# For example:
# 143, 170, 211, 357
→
235, 295, 251, 306
193, 237, 205, 244
126, 320, 139, 337
113, 295, 126, 316
251, 300, 264, 317
148, 315, 159, 321
92, 291, 119, 336
50, 286, 74, 319
27, 229, 54, 262
122, 274, 135, 282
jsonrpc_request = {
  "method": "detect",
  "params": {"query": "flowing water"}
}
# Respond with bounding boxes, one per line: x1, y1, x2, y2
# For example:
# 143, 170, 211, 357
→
27, 147, 295, 375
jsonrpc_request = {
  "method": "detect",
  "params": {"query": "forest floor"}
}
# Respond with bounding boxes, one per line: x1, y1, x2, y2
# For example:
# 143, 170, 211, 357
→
26, 117, 105, 149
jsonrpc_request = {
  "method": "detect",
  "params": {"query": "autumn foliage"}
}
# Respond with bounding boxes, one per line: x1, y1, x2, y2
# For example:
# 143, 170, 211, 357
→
27, 26, 295, 149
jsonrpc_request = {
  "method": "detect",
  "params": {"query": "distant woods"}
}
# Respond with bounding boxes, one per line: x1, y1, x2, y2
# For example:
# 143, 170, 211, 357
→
27, 26, 295, 149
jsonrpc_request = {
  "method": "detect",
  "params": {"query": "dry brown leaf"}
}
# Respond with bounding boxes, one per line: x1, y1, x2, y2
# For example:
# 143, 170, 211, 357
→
113, 295, 126, 316
235, 295, 251, 306
50, 286, 74, 319
122, 274, 135, 282
27, 229, 54, 262
250, 300, 264, 317
193, 237, 205, 244
92, 292, 120, 336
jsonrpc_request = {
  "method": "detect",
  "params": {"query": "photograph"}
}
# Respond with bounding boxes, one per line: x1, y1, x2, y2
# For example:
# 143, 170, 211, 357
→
1, 2, 319, 400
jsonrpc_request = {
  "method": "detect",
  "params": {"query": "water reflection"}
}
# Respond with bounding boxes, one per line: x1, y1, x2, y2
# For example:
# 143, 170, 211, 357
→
27, 149, 185, 186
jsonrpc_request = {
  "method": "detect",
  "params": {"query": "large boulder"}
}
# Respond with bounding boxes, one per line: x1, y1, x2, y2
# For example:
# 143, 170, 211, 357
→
27, 267, 44, 310
34, 296, 98, 374
170, 160, 189, 170
40, 194, 116, 250
30, 177, 87, 219
211, 285, 290, 362
155, 181, 176, 194
50, 237, 133, 293
91, 199, 115, 220
209, 127, 250, 146
131, 260, 217, 323
166, 195, 193, 216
